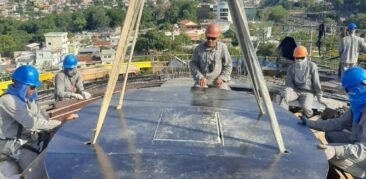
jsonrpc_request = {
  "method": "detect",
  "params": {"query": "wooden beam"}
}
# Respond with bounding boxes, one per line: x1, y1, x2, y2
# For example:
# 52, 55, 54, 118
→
91, 0, 144, 144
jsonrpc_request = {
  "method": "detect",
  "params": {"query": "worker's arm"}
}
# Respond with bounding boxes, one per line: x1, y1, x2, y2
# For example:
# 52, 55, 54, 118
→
2, 96, 61, 131
311, 63, 323, 97
189, 47, 204, 80
285, 65, 295, 89
75, 72, 85, 93
339, 38, 344, 56
307, 110, 353, 132
218, 44, 233, 82
55, 73, 75, 98
333, 143, 366, 161
359, 38, 366, 52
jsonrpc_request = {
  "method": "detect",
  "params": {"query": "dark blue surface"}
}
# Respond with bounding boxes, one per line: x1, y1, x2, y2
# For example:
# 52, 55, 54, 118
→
44, 79, 328, 179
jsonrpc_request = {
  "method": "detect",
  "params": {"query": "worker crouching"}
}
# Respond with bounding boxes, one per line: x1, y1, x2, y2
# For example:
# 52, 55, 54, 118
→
189, 23, 232, 90
0, 65, 78, 178
55, 54, 91, 101
299, 67, 366, 178
280, 45, 325, 117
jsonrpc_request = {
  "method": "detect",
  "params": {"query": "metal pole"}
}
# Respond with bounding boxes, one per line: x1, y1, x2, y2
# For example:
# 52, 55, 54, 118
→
116, 0, 145, 110
228, 0, 286, 153
91, 0, 143, 144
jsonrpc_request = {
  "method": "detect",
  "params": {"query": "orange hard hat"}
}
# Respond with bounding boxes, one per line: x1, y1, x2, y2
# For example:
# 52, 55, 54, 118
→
206, 23, 221, 38
293, 45, 308, 58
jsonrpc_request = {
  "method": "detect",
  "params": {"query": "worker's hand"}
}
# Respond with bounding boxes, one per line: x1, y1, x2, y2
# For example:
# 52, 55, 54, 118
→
317, 95, 327, 107
72, 93, 84, 100
199, 77, 207, 87
82, 91, 92, 100
298, 115, 308, 126
317, 144, 336, 160
215, 78, 224, 87
66, 113, 79, 121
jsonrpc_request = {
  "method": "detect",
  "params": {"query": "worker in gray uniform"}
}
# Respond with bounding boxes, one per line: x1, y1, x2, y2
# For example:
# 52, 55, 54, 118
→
0, 65, 78, 177
280, 45, 324, 117
189, 23, 232, 90
55, 54, 91, 101
299, 67, 366, 178
339, 23, 366, 78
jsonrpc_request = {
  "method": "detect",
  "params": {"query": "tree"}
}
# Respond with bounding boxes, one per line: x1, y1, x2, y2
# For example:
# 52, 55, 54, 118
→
56, 12, 73, 31
256, 43, 276, 57
72, 11, 87, 32
107, 9, 125, 28
260, 5, 288, 23
135, 31, 170, 53
0, 35, 18, 57
347, 13, 366, 29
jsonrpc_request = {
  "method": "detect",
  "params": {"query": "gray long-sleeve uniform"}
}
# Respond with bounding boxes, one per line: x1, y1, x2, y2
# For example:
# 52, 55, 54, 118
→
307, 109, 366, 178
189, 42, 232, 90
339, 35, 366, 77
55, 70, 84, 101
280, 61, 322, 117
0, 94, 61, 170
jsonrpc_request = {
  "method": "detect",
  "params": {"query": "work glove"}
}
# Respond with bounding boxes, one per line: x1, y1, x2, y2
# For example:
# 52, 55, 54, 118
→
81, 91, 92, 100
317, 144, 336, 160
317, 95, 327, 107
298, 115, 308, 126
72, 93, 84, 100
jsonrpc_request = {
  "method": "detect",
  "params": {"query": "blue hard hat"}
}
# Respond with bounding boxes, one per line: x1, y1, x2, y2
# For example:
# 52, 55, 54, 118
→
12, 65, 41, 87
63, 54, 78, 69
347, 23, 357, 30
342, 67, 366, 88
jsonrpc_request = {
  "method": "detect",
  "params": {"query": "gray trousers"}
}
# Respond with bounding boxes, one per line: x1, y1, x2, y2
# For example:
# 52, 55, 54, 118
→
326, 131, 366, 178
279, 88, 314, 117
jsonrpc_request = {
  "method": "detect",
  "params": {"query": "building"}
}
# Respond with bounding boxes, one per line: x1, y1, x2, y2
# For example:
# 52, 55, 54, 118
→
215, 1, 232, 23
35, 49, 62, 67
13, 51, 36, 67
44, 32, 68, 54
101, 49, 116, 64
26, 43, 40, 51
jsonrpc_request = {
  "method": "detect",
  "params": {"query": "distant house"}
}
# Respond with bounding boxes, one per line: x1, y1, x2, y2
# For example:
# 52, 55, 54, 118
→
178, 20, 200, 31
44, 32, 68, 54
94, 40, 112, 47
13, 51, 36, 67
77, 47, 101, 63
26, 43, 40, 51
100, 49, 115, 64
35, 49, 62, 67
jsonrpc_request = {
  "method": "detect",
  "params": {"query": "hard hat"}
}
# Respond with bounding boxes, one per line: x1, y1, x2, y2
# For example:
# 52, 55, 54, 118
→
347, 23, 357, 30
293, 45, 308, 58
63, 54, 78, 69
12, 65, 41, 87
342, 67, 366, 88
206, 23, 221, 38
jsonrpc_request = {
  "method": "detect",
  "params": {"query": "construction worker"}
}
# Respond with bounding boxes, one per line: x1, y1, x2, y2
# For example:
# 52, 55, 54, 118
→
189, 23, 232, 90
0, 65, 78, 177
280, 45, 324, 117
339, 23, 366, 78
299, 67, 366, 178
55, 54, 91, 101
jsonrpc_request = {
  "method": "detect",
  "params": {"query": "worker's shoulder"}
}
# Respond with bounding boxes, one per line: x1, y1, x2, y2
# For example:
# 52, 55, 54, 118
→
0, 94, 22, 108
309, 60, 318, 69
55, 71, 65, 78
217, 41, 228, 48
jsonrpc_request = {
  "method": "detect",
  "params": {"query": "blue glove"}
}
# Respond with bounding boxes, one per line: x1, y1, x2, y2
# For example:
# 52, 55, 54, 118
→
298, 115, 308, 126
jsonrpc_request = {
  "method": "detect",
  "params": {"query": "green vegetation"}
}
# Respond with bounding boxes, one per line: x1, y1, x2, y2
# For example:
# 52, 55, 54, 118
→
259, 5, 288, 23
0, 7, 125, 57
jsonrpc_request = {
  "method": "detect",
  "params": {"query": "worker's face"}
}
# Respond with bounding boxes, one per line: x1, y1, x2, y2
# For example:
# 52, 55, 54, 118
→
65, 68, 76, 77
26, 85, 36, 97
206, 36, 217, 48
295, 57, 306, 63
